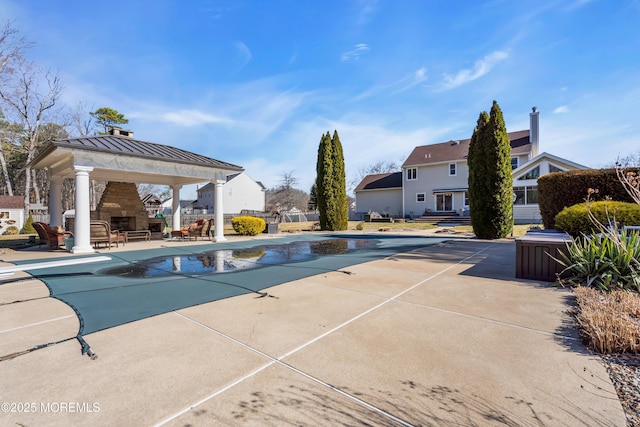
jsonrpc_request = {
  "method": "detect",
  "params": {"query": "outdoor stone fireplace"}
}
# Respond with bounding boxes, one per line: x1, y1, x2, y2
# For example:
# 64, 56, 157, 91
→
92, 182, 149, 231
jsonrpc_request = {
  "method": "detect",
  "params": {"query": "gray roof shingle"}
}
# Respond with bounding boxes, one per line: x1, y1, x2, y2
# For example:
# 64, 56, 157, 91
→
34, 135, 243, 171
402, 130, 530, 167
355, 172, 403, 191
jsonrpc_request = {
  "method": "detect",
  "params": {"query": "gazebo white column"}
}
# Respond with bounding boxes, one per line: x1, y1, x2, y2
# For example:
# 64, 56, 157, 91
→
71, 166, 95, 254
172, 185, 182, 232
48, 176, 63, 228
213, 180, 226, 242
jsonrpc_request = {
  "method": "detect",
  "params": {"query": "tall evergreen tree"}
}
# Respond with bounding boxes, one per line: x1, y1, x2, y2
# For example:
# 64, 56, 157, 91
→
315, 130, 349, 230
316, 132, 332, 229
467, 100, 513, 239
329, 130, 349, 230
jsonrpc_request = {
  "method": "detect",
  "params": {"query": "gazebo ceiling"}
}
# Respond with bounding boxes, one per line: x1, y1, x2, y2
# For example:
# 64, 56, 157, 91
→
30, 133, 243, 186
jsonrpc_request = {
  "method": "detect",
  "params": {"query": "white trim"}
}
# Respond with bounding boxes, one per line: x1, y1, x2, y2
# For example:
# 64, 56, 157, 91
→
448, 163, 457, 176
416, 192, 426, 203
405, 167, 418, 181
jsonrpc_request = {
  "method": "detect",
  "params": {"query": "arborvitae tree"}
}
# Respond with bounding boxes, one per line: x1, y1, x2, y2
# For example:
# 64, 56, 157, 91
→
316, 132, 332, 229
315, 130, 349, 230
467, 100, 513, 239
468, 111, 489, 236
329, 130, 348, 230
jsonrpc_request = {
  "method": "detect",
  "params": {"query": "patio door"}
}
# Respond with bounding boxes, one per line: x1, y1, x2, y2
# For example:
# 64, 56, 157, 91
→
436, 193, 453, 211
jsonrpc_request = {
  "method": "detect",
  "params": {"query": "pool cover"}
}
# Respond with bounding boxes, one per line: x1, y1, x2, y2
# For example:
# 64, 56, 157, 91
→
15, 234, 448, 354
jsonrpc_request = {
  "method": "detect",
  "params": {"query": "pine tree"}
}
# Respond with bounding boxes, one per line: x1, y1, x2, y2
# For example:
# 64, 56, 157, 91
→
308, 184, 318, 210
467, 101, 513, 239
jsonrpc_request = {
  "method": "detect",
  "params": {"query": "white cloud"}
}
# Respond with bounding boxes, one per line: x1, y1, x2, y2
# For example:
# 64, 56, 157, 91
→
161, 110, 232, 126
234, 41, 252, 70
341, 43, 370, 61
438, 50, 509, 91
553, 105, 569, 114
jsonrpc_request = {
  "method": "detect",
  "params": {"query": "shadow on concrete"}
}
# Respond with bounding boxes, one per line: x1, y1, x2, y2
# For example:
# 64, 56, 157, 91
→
178, 377, 617, 427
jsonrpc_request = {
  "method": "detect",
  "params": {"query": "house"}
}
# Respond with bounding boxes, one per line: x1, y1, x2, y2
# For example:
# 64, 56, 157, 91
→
353, 172, 403, 217
0, 196, 25, 234
141, 194, 164, 216
195, 172, 266, 214
355, 108, 588, 224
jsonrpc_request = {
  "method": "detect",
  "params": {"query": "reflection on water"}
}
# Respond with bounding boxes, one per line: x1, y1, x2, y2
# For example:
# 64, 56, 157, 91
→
100, 238, 378, 278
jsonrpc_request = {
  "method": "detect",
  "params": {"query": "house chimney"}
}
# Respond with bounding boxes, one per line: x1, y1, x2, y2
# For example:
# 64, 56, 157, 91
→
529, 106, 539, 157
108, 127, 134, 138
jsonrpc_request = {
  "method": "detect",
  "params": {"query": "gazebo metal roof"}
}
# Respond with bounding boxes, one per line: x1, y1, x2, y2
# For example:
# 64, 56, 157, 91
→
30, 133, 243, 186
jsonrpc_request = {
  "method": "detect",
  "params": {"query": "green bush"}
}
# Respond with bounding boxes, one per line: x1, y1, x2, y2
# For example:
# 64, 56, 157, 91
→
3, 225, 19, 235
231, 216, 266, 236
538, 168, 638, 229
555, 201, 640, 236
555, 228, 640, 292
22, 214, 36, 234
356, 222, 364, 230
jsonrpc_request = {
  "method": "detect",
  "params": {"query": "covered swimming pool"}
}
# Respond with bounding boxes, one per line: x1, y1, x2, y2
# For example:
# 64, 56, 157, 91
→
16, 234, 449, 354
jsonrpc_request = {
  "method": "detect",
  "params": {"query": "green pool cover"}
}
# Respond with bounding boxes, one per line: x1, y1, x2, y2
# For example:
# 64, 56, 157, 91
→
15, 234, 448, 354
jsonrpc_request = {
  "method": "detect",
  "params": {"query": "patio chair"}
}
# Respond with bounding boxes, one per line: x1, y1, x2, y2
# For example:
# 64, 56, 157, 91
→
89, 220, 125, 249
33, 222, 73, 250
187, 219, 212, 240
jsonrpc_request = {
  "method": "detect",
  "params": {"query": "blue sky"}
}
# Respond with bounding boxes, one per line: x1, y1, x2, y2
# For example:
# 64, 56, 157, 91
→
2, 0, 639, 198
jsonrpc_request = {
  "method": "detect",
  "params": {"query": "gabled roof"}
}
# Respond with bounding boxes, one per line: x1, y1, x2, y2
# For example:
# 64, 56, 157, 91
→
32, 135, 243, 171
512, 152, 589, 177
0, 195, 23, 209
355, 172, 403, 192
197, 171, 266, 192
402, 130, 530, 167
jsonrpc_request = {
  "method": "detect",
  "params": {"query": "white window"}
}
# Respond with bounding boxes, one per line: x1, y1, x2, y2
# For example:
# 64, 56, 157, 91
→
549, 164, 564, 173
464, 191, 469, 207
416, 193, 426, 202
511, 157, 519, 170
518, 166, 540, 180
449, 163, 457, 176
406, 168, 417, 181
513, 186, 538, 205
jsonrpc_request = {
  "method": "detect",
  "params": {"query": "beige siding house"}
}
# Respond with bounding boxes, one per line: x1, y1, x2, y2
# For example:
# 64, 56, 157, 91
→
354, 172, 403, 217
354, 108, 588, 224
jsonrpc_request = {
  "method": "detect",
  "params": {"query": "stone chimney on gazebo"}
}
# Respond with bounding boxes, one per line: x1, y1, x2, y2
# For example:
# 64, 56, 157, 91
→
108, 127, 134, 138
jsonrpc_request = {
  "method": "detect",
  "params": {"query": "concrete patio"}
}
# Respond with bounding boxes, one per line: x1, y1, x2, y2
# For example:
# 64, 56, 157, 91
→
0, 231, 626, 426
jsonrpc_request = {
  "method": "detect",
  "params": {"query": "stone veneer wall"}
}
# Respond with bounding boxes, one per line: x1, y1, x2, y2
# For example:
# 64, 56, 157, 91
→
92, 181, 149, 231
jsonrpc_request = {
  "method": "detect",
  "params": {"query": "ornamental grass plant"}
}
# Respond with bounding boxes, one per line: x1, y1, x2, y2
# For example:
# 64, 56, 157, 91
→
572, 287, 640, 354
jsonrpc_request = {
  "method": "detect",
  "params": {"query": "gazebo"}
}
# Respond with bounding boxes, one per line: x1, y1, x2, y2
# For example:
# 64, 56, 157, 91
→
29, 129, 243, 254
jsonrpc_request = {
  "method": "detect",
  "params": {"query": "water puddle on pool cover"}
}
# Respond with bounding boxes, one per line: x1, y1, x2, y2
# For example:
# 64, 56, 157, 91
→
100, 238, 379, 278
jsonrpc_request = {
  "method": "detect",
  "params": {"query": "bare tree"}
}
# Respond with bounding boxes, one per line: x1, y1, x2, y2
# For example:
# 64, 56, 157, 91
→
0, 56, 63, 217
0, 22, 32, 75
266, 170, 309, 213
70, 100, 95, 137
0, 22, 31, 196
348, 160, 400, 195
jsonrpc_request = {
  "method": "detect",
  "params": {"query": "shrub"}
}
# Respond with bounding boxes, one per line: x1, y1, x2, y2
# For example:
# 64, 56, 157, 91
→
573, 287, 640, 354
231, 216, 266, 236
555, 228, 640, 292
356, 222, 364, 230
3, 225, 19, 235
555, 201, 640, 236
538, 168, 639, 229
22, 214, 36, 234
